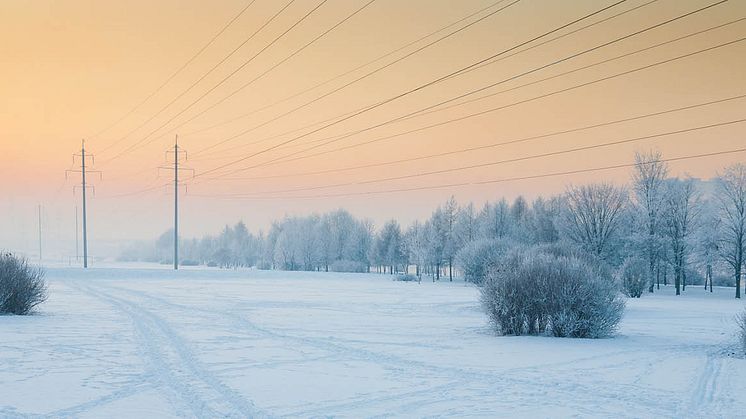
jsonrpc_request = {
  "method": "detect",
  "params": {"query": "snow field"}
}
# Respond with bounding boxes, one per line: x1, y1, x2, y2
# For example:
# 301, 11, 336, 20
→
0, 266, 744, 418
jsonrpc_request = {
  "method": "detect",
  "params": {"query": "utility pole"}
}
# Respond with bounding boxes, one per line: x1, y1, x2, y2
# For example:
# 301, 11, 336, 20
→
37, 204, 42, 262
160, 135, 193, 271
174, 137, 179, 271
66, 140, 101, 269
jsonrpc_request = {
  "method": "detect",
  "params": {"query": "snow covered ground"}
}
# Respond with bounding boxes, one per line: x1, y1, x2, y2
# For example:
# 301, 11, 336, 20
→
1, 265, 744, 418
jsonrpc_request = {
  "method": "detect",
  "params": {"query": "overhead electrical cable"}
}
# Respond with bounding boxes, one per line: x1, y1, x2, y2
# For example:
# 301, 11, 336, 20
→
190, 0, 527, 156
182, 0, 514, 139
193, 118, 746, 196
198, 2, 733, 180
149, 0, 379, 143
202, 94, 746, 182
107, 0, 332, 162
100, 0, 299, 158
90, 0, 256, 145
195, 0, 659, 160
188, 148, 746, 200
194, 0, 637, 177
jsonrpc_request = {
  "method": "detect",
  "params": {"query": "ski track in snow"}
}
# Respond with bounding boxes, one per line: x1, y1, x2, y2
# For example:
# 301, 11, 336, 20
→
66, 281, 267, 419
0, 266, 744, 418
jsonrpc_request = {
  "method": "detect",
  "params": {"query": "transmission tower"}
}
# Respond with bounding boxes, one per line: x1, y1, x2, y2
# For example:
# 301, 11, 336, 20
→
66, 140, 101, 268
159, 135, 194, 270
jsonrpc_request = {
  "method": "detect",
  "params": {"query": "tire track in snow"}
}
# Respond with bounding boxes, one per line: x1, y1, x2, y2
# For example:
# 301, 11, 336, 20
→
66, 280, 267, 418
686, 354, 722, 417
104, 283, 676, 417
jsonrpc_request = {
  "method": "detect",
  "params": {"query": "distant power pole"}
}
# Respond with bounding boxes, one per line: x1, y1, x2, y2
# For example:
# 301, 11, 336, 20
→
160, 135, 193, 271
37, 204, 42, 262
66, 140, 101, 269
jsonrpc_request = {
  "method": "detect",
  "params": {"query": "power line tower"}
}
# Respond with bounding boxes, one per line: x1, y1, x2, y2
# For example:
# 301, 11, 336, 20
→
159, 135, 193, 270
66, 140, 101, 268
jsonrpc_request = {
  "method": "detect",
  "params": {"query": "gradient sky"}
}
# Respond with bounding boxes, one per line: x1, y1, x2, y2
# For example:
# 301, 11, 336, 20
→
1, 0, 744, 258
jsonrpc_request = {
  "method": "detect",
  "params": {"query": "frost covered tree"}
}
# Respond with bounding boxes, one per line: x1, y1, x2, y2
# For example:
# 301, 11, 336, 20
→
631, 150, 668, 293
695, 209, 720, 293
441, 197, 459, 281
529, 196, 561, 244
426, 208, 447, 280
374, 220, 405, 274
455, 202, 478, 248
716, 163, 746, 299
478, 199, 512, 240
562, 183, 628, 259
405, 221, 428, 278
662, 178, 701, 295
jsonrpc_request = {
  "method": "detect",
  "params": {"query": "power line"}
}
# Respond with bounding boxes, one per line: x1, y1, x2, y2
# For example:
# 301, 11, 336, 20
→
189, 0, 523, 156
195, 118, 746, 196
100, 0, 297, 156
107, 0, 328, 162
90, 0, 256, 144
195, 0, 635, 177
182, 0, 513, 140
201, 6, 738, 180
204, 94, 746, 182
189, 147, 746, 200
243, 17, 746, 172
194, 0, 657, 160
151, 0, 378, 144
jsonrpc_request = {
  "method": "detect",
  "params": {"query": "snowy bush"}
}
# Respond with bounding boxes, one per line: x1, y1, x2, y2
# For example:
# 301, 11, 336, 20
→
480, 249, 624, 338
330, 260, 368, 273
0, 253, 47, 315
618, 257, 647, 298
455, 239, 512, 284
395, 274, 418, 282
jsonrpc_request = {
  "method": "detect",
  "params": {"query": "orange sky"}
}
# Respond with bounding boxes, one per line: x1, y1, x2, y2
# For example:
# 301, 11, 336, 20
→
1, 0, 744, 257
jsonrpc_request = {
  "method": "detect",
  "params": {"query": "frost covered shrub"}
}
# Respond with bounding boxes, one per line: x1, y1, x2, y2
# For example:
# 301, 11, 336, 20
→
395, 274, 418, 282
330, 260, 368, 273
618, 257, 647, 298
455, 239, 512, 284
480, 249, 624, 338
0, 253, 47, 315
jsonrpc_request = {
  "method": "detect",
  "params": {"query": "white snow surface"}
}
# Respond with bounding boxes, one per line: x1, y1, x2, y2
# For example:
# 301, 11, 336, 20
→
1, 265, 744, 418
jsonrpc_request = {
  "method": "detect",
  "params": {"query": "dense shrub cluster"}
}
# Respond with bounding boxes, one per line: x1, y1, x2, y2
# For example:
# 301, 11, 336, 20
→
618, 257, 647, 298
480, 247, 624, 338
0, 253, 47, 315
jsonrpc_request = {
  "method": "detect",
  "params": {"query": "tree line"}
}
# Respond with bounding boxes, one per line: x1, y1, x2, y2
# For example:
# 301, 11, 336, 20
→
121, 153, 746, 298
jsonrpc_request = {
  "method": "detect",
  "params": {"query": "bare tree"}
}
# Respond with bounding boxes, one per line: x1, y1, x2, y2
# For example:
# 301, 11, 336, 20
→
631, 150, 668, 293
716, 163, 746, 299
563, 183, 628, 259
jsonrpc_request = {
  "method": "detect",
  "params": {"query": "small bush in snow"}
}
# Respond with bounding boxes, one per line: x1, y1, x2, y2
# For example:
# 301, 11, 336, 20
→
738, 310, 746, 356
480, 248, 624, 338
330, 260, 368, 273
455, 239, 512, 284
0, 253, 47, 315
618, 257, 647, 298
395, 274, 418, 282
